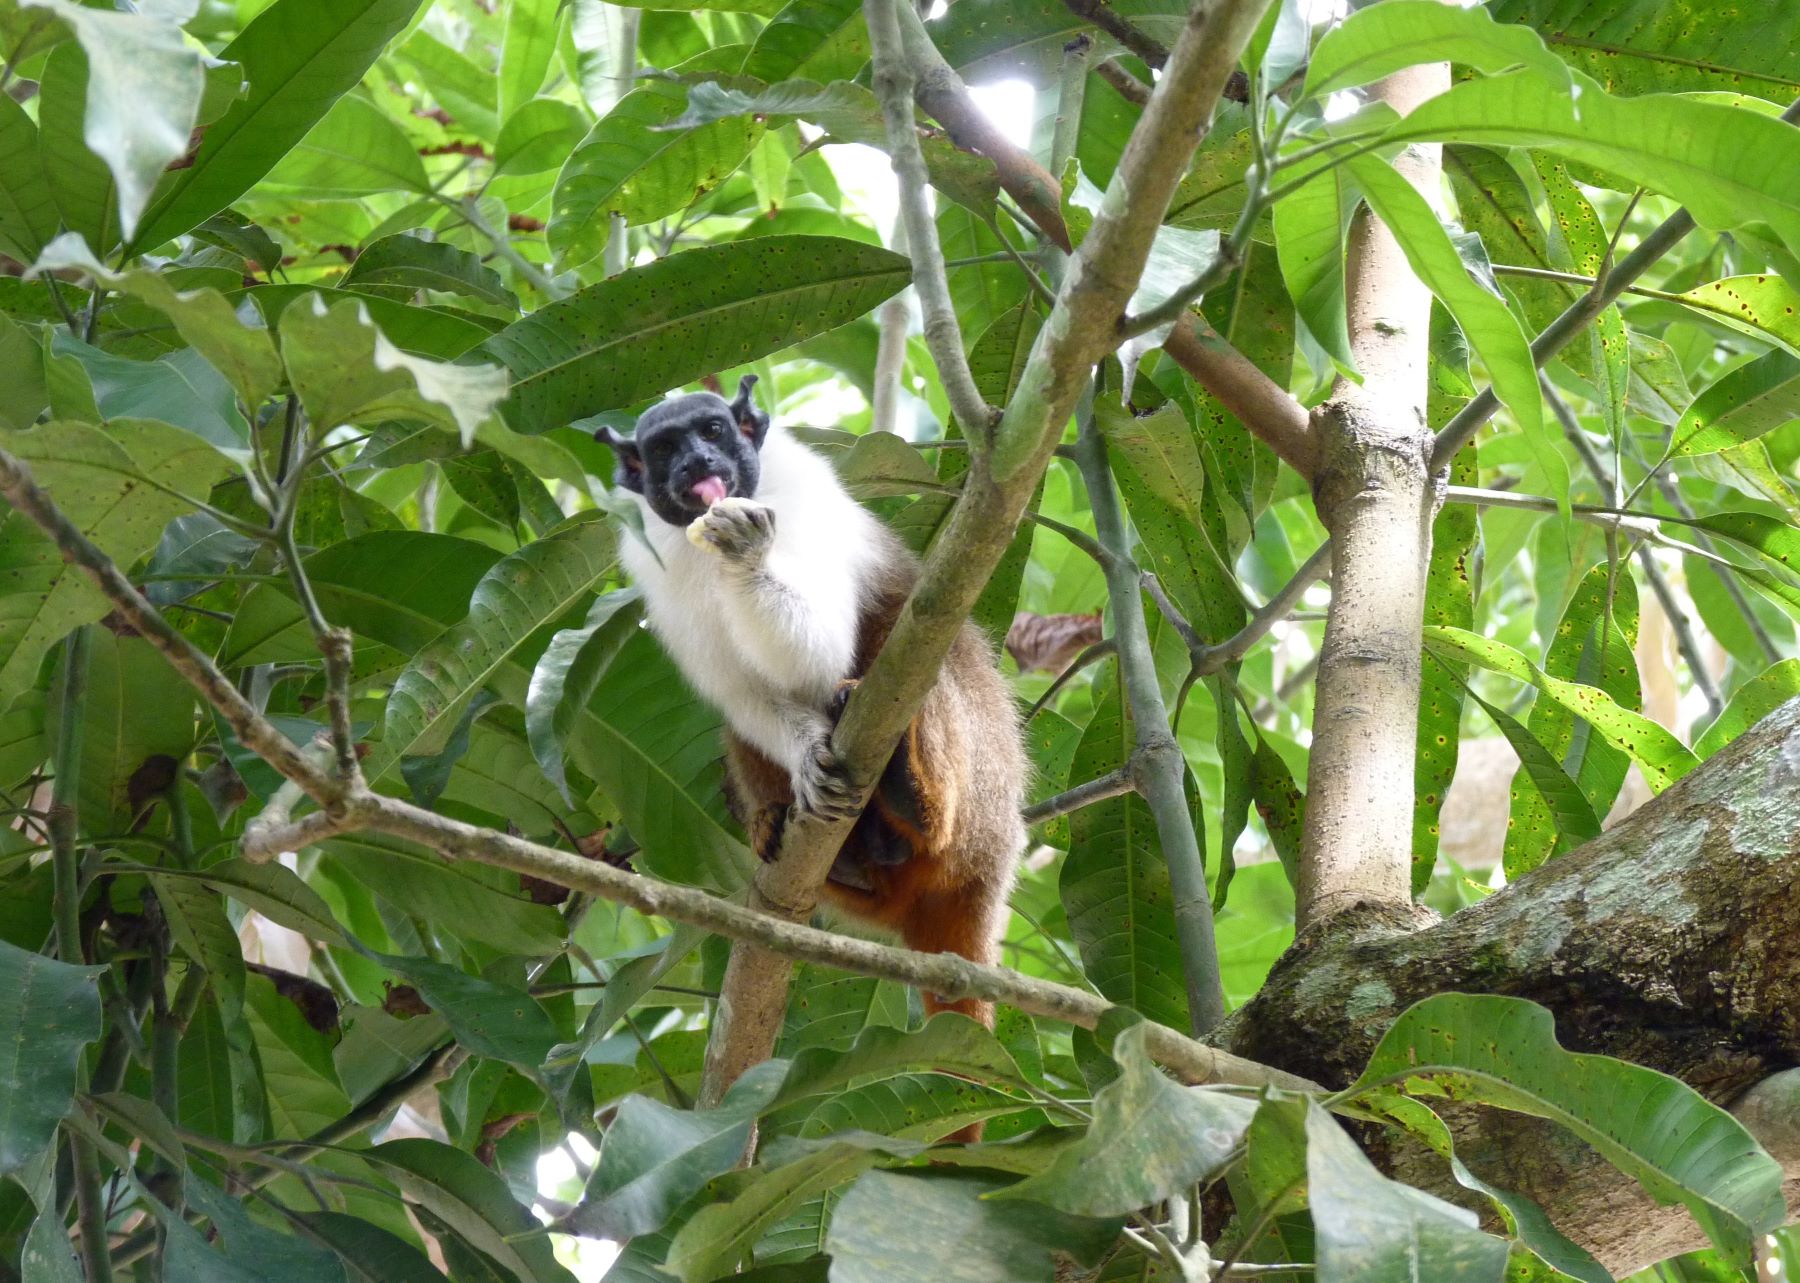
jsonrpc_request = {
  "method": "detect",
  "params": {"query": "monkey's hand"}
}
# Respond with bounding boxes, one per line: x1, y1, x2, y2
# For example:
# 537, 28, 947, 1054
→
791, 740, 862, 822
687, 497, 775, 564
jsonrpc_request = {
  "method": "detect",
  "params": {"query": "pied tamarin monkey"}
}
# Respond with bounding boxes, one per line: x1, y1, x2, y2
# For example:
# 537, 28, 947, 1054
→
596, 376, 1027, 1029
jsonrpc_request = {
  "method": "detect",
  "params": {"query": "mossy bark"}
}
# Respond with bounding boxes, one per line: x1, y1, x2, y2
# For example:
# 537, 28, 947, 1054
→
1221, 697, 1800, 1271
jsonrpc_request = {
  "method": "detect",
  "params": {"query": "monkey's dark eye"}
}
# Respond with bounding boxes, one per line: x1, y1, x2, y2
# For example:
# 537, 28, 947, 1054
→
699, 421, 723, 441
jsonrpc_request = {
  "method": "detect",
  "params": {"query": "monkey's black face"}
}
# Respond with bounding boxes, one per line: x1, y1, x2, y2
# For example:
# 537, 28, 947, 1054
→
597, 377, 771, 528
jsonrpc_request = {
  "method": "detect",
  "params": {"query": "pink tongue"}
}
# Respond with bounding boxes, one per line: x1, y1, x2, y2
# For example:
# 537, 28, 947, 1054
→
691, 476, 728, 507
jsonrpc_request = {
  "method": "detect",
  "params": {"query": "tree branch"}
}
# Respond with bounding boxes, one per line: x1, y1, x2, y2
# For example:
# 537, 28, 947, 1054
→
867, 0, 996, 439
0, 444, 341, 808
699, 0, 1279, 1107
1072, 398, 1225, 1031
1194, 541, 1332, 678
1297, 62, 1449, 931
1023, 766, 1136, 826
1063, 0, 1168, 68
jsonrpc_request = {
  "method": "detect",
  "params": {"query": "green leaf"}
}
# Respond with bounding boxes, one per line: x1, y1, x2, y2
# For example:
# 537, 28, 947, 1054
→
0, 938, 103, 1177
663, 1136, 907, 1283
994, 1022, 1255, 1216
1466, 683, 1602, 862
280, 293, 508, 447
741, 0, 867, 84
358, 946, 559, 1071
481, 235, 909, 432
364, 1138, 577, 1283
525, 587, 643, 804
62, 630, 197, 832
299, 1214, 443, 1283
191, 859, 348, 946
1385, 72, 1800, 263
21, 0, 204, 240
1305, 1099, 1510, 1282
769, 1014, 1034, 1114
1688, 509, 1800, 578
220, 531, 503, 667
1093, 396, 1206, 524
569, 1064, 785, 1239
131, 0, 425, 252
929, 0, 1187, 84
1670, 275, 1800, 355
1304, 0, 1570, 99
495, 97, 589, 176
1695, 661, 1800, 759
0, 688, 45, 793
550, 46, 763, 268
322, 835, 566, 957
262, 92, 431, 199
243, 283, 494, 360
1502, 563, 1638, 876
0, 95, 56, 262
47, 331, 250, 460
1272, 141, 1358, 375
1670, 350, 1800, 458
1345, 153, 1553, 496
1059, 674, 1190, 1030
499, 0, 559, 123
827, 1168, 1121, 1283
1346, 994, 1788, 1259
376, 515, 616, 778
1488, 0, 1800, 98
1424, 625, 1697, 794
32, 232, 282, 409
563, 629, 750, 890
342, 233, 519, 308
0, 419, 231, 704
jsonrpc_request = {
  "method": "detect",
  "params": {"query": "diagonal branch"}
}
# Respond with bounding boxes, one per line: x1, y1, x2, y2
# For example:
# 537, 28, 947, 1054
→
1063, 0, 1168, 68
0, 445, 341, 807
0, 431, 1316, 1102
698, 0, 1281, 1109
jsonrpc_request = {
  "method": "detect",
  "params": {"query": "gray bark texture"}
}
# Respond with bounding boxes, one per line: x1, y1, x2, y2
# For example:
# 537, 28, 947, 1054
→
1221, 696, 1800, 1273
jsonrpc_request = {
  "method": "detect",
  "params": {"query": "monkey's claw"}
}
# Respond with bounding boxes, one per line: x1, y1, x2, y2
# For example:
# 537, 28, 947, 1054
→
793, 745, 861, 821
687, 497, 775, 562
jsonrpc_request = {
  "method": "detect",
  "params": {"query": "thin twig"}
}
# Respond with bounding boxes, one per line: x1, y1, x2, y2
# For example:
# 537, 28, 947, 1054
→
1062, 0, 1169, 68
1194, 542, 1332, 678
1096, 56, 1152, 106
1023, 766, 1135, 825
867, 0, 997, 439
1026, 638, 1117, 718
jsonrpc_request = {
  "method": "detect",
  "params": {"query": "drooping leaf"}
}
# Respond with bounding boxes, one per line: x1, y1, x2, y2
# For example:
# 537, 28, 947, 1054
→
376, 515, 616, 779
1346, 994, 1788, 1261
1059, 673, 1189, 1030
550, 46, 762, 268
1502, 563, 1639, 876
1305, 0, 1570, 99
742, 0, 867, 83
281, 294, 508, 448
131, 0, 425, 252
341, 233, 519, 308
1670, 350, 1800, 458
1346, 153, 1553, 497
1424, 625, 1697, 794
357, 946, 559, 1072
1694, 661, 1800, 759
364, 1138, 578, 1283
827, 1168, 1121, 1283
525, 587, 644, 804
481, 235, 908, 432
20, 0, 205, 240
498, 0, 559, 123
993, 1022, 1255, 1216
1272, 140, 1359, 375
1305, 1099, 1511, 1283
1467, 683, 1602, 862
0, 95, 56, 262
0, 938, 104, 1177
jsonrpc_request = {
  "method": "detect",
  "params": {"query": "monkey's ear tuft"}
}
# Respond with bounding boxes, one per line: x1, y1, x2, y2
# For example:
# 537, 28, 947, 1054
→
594, 425, 646, 492
731, 374, 770, 448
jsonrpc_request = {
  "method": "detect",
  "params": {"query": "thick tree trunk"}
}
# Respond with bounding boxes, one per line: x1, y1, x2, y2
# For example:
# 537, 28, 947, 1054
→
1223, 697, 1800, 1273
